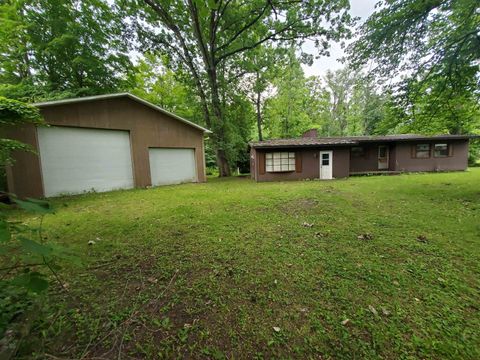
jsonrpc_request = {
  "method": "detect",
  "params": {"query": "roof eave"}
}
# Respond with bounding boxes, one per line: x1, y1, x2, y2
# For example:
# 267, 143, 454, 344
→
250, 142, 358, 149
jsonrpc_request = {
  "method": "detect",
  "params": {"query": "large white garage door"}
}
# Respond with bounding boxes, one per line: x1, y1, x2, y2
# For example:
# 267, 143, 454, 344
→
37, 126, 134, 197
149, 148, 196, 186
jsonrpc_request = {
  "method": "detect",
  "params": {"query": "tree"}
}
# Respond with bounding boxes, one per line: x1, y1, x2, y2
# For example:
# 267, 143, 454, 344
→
0, 97, 44, 166
323, 69, 354, 135
0, 0, 132, 101
130, 53, 202, 122
264, 52, 313, 138
130, 0, 352, 176
237, 45, 285, 141
348, 0, 480, 133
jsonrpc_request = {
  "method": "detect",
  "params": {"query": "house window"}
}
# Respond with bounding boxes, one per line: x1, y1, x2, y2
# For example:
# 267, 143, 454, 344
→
434, 143, 449, 157
351, 147, 365, 157
266, 152, 295, 172
321, 153, 330, 166
415, 144, 430, 158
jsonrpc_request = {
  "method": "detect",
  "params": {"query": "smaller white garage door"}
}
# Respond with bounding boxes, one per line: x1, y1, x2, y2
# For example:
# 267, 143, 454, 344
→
149, 148, 197, 186
38, 126, 134, 197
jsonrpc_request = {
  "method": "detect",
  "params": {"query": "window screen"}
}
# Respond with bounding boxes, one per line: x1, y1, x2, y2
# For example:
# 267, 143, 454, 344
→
434, 143, 448, 157
321, 153, 330, 166
351, 147, 365, 157
266, 152, 296, 172
415, 144, 430, 158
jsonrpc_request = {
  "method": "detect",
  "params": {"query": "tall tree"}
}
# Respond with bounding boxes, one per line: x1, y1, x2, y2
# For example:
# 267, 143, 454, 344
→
238, 45, 284, 141
0, 0, 132, 101
348, 0, 480, 134
264, 52, 313, 138
130, 0, 352, 176
130, 53, 201, 122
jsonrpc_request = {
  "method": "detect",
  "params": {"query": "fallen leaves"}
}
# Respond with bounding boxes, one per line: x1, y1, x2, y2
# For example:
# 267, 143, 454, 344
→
416, 234, 428, 243
368, 305, 379, 316
357, 233, 374, 241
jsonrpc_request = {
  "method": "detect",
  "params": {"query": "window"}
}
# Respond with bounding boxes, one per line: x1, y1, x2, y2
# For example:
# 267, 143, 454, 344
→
415, 144, 430, 158
378, 146, 387, 158
351, 147, 365, 158
266, 152, 295, 172
321, 153, 330, 166
434, 143, 449, 157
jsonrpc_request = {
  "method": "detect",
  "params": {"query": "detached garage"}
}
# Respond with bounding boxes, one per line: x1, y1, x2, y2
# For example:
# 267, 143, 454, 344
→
4, 93, 210, 198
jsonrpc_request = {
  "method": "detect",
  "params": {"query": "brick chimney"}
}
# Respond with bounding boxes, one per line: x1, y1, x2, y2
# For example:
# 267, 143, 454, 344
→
302, 129, 318, 138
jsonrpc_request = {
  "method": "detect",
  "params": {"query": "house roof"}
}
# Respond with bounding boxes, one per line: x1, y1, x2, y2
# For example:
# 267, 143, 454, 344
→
33, 93, 212, 133
249, 134, 477, 148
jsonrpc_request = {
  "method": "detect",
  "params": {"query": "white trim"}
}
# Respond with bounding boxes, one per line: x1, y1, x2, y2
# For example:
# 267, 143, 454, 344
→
319, 150, 333, 180
32, 93, 212, 134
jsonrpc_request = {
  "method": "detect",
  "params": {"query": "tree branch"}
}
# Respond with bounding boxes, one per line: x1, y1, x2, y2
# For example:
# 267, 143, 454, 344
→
215, 2, 272, 54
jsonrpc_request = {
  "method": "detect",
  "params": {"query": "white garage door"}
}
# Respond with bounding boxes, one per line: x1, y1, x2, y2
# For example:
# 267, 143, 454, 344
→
37, 126, 134, 197
149, 148, 196, 186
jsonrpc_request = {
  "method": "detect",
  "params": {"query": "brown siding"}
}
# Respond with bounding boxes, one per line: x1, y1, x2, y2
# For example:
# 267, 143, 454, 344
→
258, 152, 266, 175
332, 148, 350, 178
3, 124, 44, 198
295, 152, 302, 173
388, 144, 396, 170
5, 97, 206, 198
393, 140, 469, 172
250, 139, 470, 182
254, 147, 350, 181
350, 144, 380, 172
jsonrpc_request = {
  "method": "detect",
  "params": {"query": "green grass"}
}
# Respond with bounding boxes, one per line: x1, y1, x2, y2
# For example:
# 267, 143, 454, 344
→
9, 169, 480, 359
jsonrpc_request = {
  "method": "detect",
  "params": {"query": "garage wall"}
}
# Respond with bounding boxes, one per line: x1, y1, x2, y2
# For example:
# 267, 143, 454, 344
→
5, 97, 206, 198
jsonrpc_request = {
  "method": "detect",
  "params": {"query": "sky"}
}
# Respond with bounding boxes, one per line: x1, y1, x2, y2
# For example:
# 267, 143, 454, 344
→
302, 0, 378, 77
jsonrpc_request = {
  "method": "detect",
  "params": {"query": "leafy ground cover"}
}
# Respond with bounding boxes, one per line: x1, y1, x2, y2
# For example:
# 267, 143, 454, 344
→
7, 169, 480, 359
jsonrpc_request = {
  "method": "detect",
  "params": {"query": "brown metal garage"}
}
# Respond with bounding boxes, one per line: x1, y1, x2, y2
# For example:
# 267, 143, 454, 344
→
4, 93, 211, 198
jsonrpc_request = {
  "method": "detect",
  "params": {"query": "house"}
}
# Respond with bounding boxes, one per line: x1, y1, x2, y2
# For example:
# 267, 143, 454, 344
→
249, 130, 476, 181
3, 93, 211, 198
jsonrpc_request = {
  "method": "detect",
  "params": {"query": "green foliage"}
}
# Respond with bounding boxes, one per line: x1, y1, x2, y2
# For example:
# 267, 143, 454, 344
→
0, 96, 45, 166
263, 64, 391, 139
349, 0, 480, 134
130, 53, 203, 124
0, 197, 75, 340
0, 96, 42, 126
0, 0, 132, 101
264, 52, 313, 138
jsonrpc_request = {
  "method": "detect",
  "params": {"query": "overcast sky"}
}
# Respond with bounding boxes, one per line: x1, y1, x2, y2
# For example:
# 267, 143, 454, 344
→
303, 0, 378, 77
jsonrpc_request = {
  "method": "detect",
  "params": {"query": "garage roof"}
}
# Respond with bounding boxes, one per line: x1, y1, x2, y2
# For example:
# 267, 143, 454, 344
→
33, 93, 212, 133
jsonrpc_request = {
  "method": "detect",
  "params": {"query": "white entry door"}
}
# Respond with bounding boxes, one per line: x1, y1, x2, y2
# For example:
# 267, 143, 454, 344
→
37, 126, 134, 197
149, 148, 197, 186
319, 150, 333, 179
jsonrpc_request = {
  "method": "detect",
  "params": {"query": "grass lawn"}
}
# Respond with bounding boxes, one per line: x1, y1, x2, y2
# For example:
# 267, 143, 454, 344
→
8, 169, 480, 359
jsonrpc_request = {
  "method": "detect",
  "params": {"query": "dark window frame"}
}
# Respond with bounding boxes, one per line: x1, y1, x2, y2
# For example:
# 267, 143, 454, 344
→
351, 146, 366, 158
433, 143, 450, 158
413, 144, 431, 159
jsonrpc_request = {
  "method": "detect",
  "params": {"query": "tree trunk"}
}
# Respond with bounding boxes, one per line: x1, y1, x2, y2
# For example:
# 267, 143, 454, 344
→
208, 64, 231, 177
216, 148, 230, 177
255, 72, 263, 141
